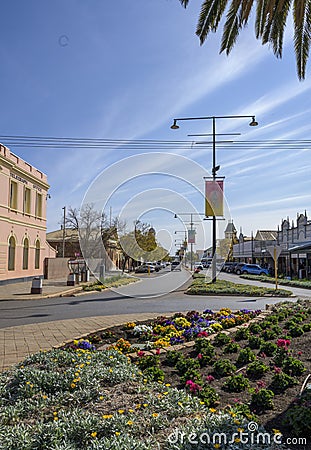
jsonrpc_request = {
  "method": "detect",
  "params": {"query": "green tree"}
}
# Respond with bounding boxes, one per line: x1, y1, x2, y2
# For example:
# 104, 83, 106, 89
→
179, 0, 311, 80
119, 221, 168, 271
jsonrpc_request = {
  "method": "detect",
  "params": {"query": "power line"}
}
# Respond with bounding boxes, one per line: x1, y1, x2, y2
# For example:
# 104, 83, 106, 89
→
1, 135, 311, 151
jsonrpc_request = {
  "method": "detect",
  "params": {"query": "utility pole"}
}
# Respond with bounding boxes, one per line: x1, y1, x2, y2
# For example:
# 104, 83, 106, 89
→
62, 206, 66, 258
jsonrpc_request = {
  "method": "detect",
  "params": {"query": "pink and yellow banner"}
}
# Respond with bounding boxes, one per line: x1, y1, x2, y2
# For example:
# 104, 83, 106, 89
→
188, 230, 196, 244
205, 179, 224, 217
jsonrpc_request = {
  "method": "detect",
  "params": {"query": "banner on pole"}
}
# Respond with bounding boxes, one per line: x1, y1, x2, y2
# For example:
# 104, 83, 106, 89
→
188, 229, 196, 244
205, 179, 224, 217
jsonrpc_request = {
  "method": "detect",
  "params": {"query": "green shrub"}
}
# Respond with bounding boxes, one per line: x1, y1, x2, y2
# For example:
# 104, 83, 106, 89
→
175, 357, 200, 374
199, 385, 219, 406
180, 368, 202, 385
273, 347, 289, 367
283, 357, 306, 376
234, 327, 250, 341
288, 324, 304, 337
194, 338, 215, 357
237, 347, 256, 366
261, 329, 278, 341
270, 372, 296, 392
260, 341, 277, 357
223, 374, 250, 392
248, 335, 263, 349
213, 359, 236, 378
197, 353, 213, 367
213, 332, 231, 347
265, 315, 279, 324
282, 390, 311, 437
136, 355, 160, 370
165, 350, 183, 366
250, 388, 274, 411
302, 323, 311, 332
223, 341, 240, 354
246, 360, 269, 379
248, 323, 262, 334
143, 366, 165, 382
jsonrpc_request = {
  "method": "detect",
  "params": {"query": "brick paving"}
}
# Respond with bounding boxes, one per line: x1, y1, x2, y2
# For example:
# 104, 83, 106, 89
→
0, 313, 161, 372
0, 277, 161, 372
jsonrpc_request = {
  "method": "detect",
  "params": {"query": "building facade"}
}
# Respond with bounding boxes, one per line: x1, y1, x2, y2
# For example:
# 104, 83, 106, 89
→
0, 145, 56, 283
231, 212, 311, 279
277, 212, 311, 278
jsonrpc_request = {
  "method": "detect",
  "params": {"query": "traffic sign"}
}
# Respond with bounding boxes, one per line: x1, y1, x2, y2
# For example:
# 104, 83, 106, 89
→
266, 245, 282, 260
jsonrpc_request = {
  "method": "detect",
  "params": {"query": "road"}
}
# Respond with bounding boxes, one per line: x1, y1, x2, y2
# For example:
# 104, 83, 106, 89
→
0, 268, 304, 329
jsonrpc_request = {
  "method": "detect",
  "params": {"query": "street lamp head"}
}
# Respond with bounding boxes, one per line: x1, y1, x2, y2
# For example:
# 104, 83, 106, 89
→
171, 120, 179, 130
212, 165, 220, 176
174, 213, 178, 218
249, 116, 258, 127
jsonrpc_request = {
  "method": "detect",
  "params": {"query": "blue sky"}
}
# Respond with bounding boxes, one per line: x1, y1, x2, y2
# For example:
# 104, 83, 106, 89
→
1, 1, 311, 254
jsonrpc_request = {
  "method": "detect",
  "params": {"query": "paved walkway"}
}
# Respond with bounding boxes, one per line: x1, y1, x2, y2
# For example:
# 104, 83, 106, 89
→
0, 277, 91, 301
0, 313, 161, 372
0, 277, 160, 372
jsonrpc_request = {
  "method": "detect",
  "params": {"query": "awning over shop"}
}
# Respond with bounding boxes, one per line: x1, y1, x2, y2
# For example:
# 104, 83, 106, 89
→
288, 241, 311, 253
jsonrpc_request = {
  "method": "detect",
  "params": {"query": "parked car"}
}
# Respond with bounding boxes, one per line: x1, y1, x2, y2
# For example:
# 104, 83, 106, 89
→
153, 262, 162, 272
171, 261, 181, 271
135, 264, 155, 273
233, 262, 247, 274
236, 264, 269, 276
194, 263, 203, 271
221, 262, 236, 272
201, 258, 212, 268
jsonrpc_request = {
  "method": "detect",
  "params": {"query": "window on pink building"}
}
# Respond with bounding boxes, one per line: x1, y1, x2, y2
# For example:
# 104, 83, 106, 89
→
23, 238, 29, 270
10, 181, 18, 210
35, 193, 42, 218
24, 188, 31, 215
8, 236, 16, 271
35, 240, 40, 269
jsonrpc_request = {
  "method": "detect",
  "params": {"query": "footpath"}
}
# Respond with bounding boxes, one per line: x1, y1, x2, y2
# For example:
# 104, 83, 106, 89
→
0, 277, 163, 372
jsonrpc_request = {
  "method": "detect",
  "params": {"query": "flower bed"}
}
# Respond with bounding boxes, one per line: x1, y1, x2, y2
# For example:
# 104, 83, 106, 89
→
73, 307, 263, 352
0, 301, 310, 449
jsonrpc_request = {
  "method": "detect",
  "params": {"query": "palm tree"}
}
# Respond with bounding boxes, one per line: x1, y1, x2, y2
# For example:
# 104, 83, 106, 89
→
179, 0, 311, 80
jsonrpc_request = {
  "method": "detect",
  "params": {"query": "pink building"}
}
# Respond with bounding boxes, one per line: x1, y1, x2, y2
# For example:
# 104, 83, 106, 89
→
0, 144, 56, 283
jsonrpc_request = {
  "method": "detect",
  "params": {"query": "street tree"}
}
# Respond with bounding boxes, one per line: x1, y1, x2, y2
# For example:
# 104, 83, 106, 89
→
179, 0, 311, 80
119, 221, 168, 271
64, 204, 124, 276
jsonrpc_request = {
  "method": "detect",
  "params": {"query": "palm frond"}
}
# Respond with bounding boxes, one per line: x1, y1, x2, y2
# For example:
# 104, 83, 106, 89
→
293, 0, 311, 80
255, 0, 271, 38
179, 0, 190, 7
241, 0, 254, 23
261, 0, 291, 58
220, 0, 243, 54
196, 0, 229, 44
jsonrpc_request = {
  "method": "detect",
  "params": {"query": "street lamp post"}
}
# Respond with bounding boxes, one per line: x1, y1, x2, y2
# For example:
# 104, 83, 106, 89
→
171, 115, 258, 282
174, 212, 205, 270
62, 206, 66, 258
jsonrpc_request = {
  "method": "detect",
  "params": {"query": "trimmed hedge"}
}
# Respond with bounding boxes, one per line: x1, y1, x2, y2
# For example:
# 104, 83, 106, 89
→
186, 279, 292, 297
240, 274, 311, 289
